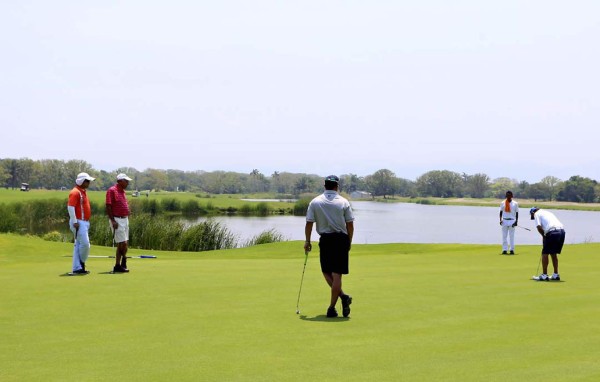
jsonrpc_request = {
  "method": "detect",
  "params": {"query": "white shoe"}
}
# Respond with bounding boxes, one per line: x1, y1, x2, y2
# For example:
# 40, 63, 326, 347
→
551, 273, 561, 281
533, 274, 549, 281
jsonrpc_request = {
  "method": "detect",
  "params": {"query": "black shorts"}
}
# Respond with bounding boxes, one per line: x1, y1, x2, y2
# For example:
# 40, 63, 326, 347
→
542, 229, 565, 255
319, 232, 350, 274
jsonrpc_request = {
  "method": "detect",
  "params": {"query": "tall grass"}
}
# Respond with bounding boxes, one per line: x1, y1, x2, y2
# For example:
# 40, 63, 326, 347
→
179, 219, 238, 251
293, 198, 310, 216
243, 228, 286, 247
87, 214, 238, 252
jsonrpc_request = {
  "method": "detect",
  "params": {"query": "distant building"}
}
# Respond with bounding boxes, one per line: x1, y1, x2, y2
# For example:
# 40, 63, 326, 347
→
350, 190, 372, 199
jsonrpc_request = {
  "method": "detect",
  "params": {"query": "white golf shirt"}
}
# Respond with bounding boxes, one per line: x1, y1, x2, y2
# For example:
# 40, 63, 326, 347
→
500, 199, 519, 226
534, 209, 564, 235
306, 190, 354, 235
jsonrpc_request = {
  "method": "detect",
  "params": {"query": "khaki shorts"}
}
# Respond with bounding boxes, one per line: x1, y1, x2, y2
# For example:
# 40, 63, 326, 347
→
111, 217, 129, 244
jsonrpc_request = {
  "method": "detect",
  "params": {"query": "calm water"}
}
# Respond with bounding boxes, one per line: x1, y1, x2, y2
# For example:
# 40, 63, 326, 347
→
193, 201, 600, 245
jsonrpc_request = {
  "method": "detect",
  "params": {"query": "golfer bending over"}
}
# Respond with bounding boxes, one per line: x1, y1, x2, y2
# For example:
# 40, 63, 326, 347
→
530, 207, 565, 281
304, 175, 354, 318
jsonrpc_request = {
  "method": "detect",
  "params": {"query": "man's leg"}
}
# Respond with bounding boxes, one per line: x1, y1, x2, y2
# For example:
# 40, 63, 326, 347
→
329, 273, 342, 308
72, 229, 82, 272
120, 242, 128, 269
550, 254, 559, 274
508, 226, 515, 251
115, 242, 128, 269
501, 226, 509, 251
322, 272, 345, 298
541, 253, 549, 274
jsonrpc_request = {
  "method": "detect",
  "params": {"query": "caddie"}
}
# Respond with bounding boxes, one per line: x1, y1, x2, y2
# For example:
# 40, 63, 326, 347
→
67, 172, 95, 274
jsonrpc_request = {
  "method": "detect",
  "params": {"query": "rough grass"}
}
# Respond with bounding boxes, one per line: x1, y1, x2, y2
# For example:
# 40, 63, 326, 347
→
1, 234, 600, 381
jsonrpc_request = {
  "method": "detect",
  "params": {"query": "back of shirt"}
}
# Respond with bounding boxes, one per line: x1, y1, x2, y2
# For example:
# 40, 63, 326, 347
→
534, 209, 563, 234
306, 190, 354, 235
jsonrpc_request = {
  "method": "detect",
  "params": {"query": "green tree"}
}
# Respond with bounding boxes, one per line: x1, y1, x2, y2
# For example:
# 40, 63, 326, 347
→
557, 176, 597, 202
527, 183, 551, 201
490, 177, 518, 198
340, 173, 365, 194
365, 169, 399, 198
416, 170, 463, 197
464, 173, 490, 198
540, 176, 562, 201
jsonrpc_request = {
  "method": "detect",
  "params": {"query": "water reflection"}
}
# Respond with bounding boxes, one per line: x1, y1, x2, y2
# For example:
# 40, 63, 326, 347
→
192, 202, 600, 245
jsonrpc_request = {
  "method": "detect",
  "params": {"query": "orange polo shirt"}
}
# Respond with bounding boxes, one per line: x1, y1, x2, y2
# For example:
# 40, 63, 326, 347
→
68, 185, 92, 221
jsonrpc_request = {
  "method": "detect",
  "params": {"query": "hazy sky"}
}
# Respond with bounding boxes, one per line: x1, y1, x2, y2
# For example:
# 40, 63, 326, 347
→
1, 1, 598, 183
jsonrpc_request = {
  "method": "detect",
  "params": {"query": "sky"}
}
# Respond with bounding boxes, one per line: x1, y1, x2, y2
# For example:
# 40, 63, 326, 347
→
1, 1, 599, 183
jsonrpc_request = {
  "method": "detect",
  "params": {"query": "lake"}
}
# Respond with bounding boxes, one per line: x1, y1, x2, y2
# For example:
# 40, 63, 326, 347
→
192, 201, 600, 245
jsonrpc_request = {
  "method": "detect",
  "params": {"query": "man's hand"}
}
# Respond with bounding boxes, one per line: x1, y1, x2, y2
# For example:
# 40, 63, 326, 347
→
304, 241, 312, 252
512, 222, 518, 227
111, 220, 119, 229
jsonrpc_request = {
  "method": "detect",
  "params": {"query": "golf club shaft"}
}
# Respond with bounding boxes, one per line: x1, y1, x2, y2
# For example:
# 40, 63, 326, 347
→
296, 251, 309, 312
516, 225, 531, 231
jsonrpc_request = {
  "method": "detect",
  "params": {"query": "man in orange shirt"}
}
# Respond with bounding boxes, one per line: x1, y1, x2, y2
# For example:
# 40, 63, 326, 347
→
67, 172, 95, 275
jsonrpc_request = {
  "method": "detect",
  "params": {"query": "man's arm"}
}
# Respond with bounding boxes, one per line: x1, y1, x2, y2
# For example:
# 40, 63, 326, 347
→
304, 222, 313, 252
346, 221, 354, 250
537, 225, 544, 236
106, 203, 118, 229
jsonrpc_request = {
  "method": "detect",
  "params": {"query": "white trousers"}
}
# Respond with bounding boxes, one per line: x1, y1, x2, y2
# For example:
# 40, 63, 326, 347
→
501, 225, 515, 251
71, 220, 90, 271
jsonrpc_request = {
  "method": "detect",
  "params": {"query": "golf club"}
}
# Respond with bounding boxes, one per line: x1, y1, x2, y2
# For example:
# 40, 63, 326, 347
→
296, 251, 309, 314
532, 253, 542, 279
91, 255, 157, 259
63, 255, 157, 259
516, 225, 531, 231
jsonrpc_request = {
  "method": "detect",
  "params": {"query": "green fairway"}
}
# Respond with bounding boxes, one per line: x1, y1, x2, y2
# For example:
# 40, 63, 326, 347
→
1, 234, 600, 381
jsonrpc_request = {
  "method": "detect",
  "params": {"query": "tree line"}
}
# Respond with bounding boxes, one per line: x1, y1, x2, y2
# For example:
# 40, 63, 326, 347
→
2, 158, 599, 202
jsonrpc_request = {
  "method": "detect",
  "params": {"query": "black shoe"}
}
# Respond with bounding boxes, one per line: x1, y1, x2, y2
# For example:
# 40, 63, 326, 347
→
510, 251, 515, 255
341, 294, 352, 317
326, 307, 338, 318
113, 265, 129, 273
502, 251, 507, 255
72, 269, 89, 275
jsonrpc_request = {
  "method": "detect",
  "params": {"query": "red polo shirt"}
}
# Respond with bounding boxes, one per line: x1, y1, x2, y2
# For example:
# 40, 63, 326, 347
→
68, 185, 91, 221
106, 183, 130, 217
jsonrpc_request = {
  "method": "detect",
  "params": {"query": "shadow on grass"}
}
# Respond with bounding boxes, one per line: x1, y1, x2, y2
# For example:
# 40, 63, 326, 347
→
299, 315, 350, 322
59, 271, 129, 276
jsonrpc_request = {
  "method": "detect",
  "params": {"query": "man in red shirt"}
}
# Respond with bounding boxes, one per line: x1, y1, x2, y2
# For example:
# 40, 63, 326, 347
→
68, 172, 95, 275
106, 173, 133, 273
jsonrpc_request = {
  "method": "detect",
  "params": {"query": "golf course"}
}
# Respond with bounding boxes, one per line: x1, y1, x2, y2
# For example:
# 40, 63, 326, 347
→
1, 233, 599, 381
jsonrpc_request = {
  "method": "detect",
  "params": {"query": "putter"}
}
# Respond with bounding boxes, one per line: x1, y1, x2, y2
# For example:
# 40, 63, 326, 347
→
296, 251, 309, 314
516, 226, 531, 231
532, 253, 542, 279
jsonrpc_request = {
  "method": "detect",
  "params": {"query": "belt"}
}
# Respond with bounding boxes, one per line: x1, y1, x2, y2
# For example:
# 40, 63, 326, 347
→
546, 227, 563, 233
113, 216, 128, 219
503, 218, 514, 220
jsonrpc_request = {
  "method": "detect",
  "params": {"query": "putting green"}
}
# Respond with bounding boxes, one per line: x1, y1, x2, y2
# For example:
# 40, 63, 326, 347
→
1, 234, 600, 381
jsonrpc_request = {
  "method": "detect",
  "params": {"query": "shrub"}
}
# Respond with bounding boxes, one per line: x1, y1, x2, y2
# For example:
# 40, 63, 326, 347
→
181, 199, 205, 215
244, 229, 286, 247
179, 219, 238, 251
43, 231, 64, 242
256, 202, 270, 216
293, 198, 310, 216
162, 198, 181, 212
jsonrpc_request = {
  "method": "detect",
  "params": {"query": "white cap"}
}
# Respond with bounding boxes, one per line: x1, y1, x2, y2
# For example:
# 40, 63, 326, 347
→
76, 172, 95, 186
117, 173, 132, 181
